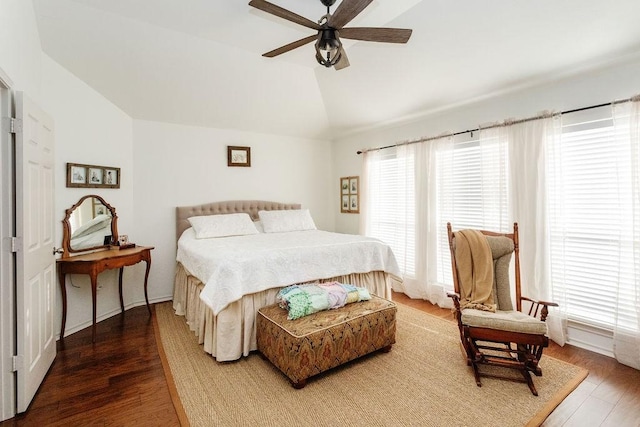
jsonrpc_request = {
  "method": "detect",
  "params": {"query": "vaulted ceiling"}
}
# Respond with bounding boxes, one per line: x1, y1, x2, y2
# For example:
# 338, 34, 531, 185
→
33, 0, 640, 140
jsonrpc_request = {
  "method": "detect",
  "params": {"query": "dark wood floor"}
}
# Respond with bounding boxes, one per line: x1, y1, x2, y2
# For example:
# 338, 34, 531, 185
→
1, 305, 180, 427
3, 293, 640, 426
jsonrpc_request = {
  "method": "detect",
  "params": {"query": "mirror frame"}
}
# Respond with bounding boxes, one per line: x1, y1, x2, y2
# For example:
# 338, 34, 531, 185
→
61, 194, 118, 258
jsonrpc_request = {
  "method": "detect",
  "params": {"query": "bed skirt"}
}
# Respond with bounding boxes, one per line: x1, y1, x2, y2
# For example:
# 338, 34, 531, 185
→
172, 262, 397, 362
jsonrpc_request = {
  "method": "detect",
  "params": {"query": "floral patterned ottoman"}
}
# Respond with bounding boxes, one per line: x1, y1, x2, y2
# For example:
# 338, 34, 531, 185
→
256, 295, 397, 388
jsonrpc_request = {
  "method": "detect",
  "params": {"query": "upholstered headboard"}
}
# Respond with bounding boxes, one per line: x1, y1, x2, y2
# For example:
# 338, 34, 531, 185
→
176, 200, 302, 240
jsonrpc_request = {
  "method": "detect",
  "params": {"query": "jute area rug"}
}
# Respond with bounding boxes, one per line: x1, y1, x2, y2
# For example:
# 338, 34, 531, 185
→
154, 302, 587, 427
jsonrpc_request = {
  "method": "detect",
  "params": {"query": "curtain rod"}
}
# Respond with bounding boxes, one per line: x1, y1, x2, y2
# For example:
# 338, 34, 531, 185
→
356, 99, 632, 155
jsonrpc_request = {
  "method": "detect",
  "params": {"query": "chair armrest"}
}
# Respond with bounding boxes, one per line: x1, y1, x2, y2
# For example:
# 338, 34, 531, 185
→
521, 296, 559, 307
521, 296, 559, 322
537, 300, 559, 308
446, 292, 462, 324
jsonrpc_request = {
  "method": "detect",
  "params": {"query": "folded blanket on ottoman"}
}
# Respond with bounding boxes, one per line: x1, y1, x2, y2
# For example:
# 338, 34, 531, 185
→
277, 282, 371, 320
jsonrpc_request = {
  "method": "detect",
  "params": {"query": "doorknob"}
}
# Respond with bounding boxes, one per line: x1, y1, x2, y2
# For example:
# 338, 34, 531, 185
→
53, 247, 64, 255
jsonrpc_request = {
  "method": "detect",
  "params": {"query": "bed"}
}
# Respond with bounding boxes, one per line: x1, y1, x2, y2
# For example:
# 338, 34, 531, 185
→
172, 200, 402, 362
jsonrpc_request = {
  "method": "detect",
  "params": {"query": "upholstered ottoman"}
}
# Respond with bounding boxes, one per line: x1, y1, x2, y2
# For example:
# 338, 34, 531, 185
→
256, 295, 397, 388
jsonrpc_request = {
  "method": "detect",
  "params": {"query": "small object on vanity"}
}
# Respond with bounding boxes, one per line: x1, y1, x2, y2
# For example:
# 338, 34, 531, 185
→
118, 234, 135, 249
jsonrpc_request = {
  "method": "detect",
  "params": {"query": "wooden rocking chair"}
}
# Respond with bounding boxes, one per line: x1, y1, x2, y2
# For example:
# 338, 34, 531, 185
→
446, 222, 558, 396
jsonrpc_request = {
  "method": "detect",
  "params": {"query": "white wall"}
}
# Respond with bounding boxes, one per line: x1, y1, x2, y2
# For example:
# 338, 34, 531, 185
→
0, 0, 42, 100
332, 55, 640, 234
132, 120, 334, 301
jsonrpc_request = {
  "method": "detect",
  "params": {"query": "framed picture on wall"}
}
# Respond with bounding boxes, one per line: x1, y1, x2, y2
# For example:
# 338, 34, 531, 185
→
66, 162, 121, 189
349, 177, 358, 193
340, 176, 359, 214
104, 169, 118, 186
227, 146, 251, 167
88, 168, 103, 185
69, 165, 87, 185
341, 178, 349, 194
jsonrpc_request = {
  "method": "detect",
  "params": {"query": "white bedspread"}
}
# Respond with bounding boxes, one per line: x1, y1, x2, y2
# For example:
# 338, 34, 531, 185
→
177, 228, 401, 315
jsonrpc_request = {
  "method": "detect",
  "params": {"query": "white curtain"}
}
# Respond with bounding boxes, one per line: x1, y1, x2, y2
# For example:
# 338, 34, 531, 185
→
361, 136, 452, 306
358, 149, 376, 237
497, 115, 567, 346
410, 138, 451, 306
612, 98, 640, 370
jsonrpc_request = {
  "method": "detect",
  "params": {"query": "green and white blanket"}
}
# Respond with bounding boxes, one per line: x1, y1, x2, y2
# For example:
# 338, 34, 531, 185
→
277, 281, 371, 320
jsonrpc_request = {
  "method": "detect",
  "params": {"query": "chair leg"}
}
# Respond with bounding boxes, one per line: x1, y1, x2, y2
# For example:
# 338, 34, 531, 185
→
521, 370, 538, 396
471, 362, 482, 387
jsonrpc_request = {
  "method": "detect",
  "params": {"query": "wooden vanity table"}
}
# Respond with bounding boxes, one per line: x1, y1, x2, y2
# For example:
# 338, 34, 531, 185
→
57, 194, 154, 342
57, 245, 154, 342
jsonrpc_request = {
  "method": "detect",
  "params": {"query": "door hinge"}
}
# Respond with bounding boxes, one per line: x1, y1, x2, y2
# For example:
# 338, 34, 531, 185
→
9, 117, 22, 134
11, 236, 21, 253
12, 355, 23, 372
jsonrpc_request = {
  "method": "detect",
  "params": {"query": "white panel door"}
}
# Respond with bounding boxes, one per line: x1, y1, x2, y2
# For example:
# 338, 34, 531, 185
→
15, 92, 56, 413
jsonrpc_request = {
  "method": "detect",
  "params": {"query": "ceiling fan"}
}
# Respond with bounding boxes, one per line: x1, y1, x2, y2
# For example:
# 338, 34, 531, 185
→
248, 0, 412, 70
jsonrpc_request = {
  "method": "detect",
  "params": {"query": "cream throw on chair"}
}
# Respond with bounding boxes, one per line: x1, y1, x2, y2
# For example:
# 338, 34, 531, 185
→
455, 229, 496, 312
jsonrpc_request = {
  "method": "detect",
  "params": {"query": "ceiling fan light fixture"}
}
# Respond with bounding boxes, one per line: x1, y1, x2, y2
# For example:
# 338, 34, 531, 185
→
250, 0, 412, 70
315, 29, 342, 67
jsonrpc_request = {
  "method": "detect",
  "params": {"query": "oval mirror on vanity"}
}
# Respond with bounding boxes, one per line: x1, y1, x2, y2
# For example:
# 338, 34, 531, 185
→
61, 194, 118, 257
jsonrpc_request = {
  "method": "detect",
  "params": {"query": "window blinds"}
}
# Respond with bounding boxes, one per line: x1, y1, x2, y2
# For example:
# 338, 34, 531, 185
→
435, 135, 509, 285
367, 148, 416, 277
548, 110, 635, 330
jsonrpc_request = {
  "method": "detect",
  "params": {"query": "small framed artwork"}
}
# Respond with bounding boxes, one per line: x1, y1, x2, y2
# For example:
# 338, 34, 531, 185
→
340, 175, 359, 214
341, 178, 349, 194
349, 177, 358, 194
88, 168, 103, 185
227, 146, 251, 167
350, 195, 359, 211
66, 163, 121, 189
104, 169, 118, 186
70, 165, 86, 185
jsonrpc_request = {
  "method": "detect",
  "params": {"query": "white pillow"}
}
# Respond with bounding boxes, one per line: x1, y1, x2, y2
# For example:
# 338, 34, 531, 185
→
188, 213, 259, 239
258, 209, 317, 233
253, 220, 265, 233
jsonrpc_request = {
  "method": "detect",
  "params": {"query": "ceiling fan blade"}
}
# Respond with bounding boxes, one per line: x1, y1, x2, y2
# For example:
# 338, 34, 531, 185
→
334, 47, 350, 70
262, 34, 318, 58
249, 0, 321, 31
339, 27, 412, 43
328, 0, 373, 29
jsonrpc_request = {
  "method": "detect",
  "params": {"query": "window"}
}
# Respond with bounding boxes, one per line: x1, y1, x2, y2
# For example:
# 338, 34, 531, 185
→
548, 108, 635, 330
435, 134, 509, 285
366, 148, 416, 277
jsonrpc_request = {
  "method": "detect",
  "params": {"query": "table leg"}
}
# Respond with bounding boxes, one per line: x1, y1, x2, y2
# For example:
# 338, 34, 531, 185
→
118, 267, 125, 313
90, 273, 98, 342
143, 257, 152, 315
58, 269, 67, 339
